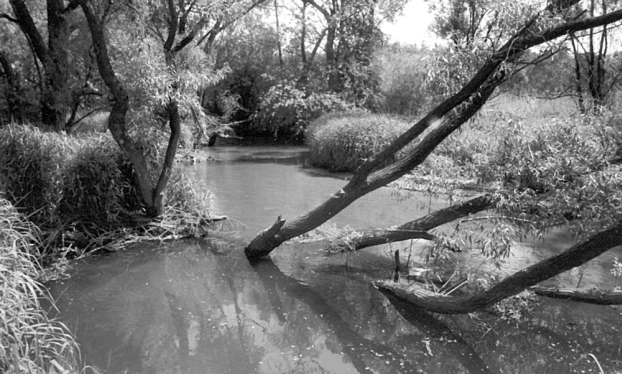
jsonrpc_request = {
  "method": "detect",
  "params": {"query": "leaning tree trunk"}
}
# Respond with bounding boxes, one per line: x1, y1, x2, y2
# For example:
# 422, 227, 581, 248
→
245, 9, 622, 261
374, 220, 622, 314
79, 0, 157, 212
328, 194, 494, 252
529, 286, 622, 305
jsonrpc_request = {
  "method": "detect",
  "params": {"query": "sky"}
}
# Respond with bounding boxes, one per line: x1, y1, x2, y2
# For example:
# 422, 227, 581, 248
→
381, 1, 438, 46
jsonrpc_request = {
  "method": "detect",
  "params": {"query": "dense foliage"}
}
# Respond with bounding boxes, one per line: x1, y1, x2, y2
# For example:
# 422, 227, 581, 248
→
0, 198, 79, 373
0, 126, 213, 254
307, 111, 411, 171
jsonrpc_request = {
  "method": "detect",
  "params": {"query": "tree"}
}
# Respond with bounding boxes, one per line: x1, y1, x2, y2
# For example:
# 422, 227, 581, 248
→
74, 0, 269, 217
302, 0, 407, 95
245, 3, 622, 312
567, 0, 622, 112
3, 0, 75, 130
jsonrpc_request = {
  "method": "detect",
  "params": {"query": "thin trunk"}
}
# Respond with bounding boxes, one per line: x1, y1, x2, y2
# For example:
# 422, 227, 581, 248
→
330, 195, 494, 252
0, 51, 24, 123
530, 286, 622, 305
274, 0, 283, 67
150, 101, 180, 216
570, 34, 586, 113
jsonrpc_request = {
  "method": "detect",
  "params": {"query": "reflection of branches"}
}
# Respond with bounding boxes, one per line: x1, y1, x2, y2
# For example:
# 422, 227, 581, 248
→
382, 292, 494, 374
253, 259, 418, 374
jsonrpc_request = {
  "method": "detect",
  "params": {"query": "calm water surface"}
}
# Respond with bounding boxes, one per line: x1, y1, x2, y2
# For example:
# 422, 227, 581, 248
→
48, 146, 622, 374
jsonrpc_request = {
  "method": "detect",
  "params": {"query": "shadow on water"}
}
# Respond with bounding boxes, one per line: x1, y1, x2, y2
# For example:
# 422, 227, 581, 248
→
47, 147, 622, 373
47, 237, 622, 374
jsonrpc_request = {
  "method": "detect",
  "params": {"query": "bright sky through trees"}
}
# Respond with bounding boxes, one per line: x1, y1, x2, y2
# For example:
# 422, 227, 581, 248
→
381, 1, 438, 46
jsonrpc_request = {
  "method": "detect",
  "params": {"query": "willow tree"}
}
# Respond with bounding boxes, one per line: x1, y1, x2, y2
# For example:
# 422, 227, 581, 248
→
76, 0, 266, 217
245, 2, 622, 312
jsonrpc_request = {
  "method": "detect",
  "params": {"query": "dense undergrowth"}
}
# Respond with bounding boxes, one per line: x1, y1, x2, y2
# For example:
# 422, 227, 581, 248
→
306, 95, 622, 277
0, 198, 80, 373
0, 124, 217, 372
0, 125, 214, 258
306, 110, 412, 172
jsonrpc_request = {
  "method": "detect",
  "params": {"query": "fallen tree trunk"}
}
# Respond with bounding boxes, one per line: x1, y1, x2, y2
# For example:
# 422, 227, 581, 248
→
245, 8, 622, 261
374, 220, 622, 314
329, 194, 494, 252
530, 286, 622, 305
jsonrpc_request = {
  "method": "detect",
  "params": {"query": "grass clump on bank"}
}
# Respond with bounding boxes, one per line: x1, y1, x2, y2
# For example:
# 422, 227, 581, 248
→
0, 125, 214, 256
0, 198, 80, 373
307, 111, 412, 172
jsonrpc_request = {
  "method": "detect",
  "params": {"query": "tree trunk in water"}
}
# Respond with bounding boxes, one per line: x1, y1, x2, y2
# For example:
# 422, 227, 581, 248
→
329, 195, 494, 252
374, 221, 622, 314
530, 286, 622, 305
245, 8, 622, 261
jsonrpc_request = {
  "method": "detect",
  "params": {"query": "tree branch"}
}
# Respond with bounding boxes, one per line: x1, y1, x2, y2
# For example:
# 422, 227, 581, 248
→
330, 195, 495, 252
375, 220, 622, 314
245, 6, 622, 260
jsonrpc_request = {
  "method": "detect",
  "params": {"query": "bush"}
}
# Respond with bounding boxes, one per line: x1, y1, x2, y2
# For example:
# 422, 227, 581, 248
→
0, 125, 213, 246
307, 111, 411, 172
0, 198, 80, 373
376, 47, 431, 117
58, 137, 140, 227
252, 83, 352, 142
0, 126, 68, 226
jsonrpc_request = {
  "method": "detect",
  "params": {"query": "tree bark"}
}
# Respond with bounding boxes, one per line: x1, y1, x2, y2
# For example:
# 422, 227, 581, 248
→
329, 195, 494, 252
374, 220, 622, 314
245, 7, 622, 261
9, 0, 71, 130
0, 51, 24, 123
530, 286, 622, 305
79, 0, 156, 210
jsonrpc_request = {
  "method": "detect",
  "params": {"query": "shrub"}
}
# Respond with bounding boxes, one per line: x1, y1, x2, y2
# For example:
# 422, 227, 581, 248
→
306, 111, 411, 172
252, 83, 352, 142
0, 198, 80, 373
58, 136, 139, 228
0, 126, 68, 226
0, 125, 214, 249
376, 47, 431, 117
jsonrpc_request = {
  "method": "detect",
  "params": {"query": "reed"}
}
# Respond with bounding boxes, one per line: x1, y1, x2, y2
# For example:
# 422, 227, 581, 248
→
307, 111, 412, 172
0, 124, 215, 255
0, 198, 80, 373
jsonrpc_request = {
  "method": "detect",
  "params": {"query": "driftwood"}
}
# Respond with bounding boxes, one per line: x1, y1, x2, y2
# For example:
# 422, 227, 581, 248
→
530, 286, 622, 305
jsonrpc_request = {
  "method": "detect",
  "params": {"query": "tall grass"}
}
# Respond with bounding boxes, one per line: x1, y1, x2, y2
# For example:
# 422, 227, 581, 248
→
0, 125, 215, 255
306, 111, 412, 172
0, 198, 80, 373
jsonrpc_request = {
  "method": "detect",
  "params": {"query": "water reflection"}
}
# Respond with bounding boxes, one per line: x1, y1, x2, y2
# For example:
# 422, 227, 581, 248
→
46, 147, 622, 373
48, 238, 622, 373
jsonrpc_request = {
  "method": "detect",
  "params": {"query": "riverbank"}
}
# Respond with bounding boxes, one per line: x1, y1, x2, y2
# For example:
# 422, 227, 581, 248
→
0, 198, 80, 373
0, 125, 220, 372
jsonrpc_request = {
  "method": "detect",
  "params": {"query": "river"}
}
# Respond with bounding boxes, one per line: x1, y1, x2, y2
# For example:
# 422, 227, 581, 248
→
47, 146, 622, 374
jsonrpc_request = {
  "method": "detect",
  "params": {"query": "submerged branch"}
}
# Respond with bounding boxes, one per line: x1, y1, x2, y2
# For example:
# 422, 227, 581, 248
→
329, 195, 494, 252
375, 220, 622, 314
530, 286, 622, 305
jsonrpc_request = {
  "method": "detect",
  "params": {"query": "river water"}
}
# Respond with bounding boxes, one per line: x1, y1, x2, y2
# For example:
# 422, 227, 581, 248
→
47, 146, 622, 374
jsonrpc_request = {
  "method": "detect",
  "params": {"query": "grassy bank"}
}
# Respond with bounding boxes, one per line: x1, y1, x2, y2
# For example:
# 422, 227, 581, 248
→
306, 111, 412, 172
0, 125, 214, 258
0, 124, 218, 373
0, 198, 80, 373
